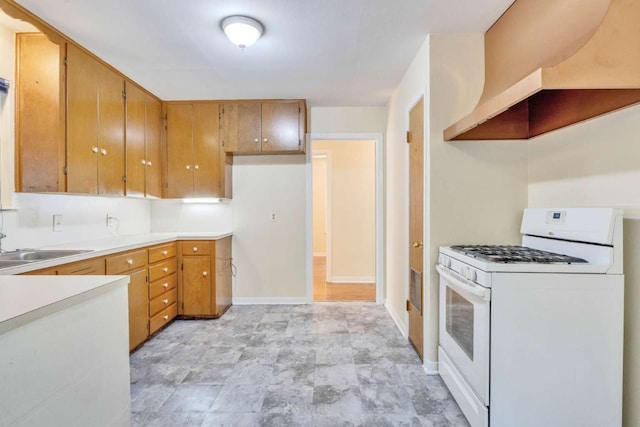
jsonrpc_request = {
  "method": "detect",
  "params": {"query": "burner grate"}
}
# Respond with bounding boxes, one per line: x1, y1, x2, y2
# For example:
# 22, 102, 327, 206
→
450, 245, 588, 264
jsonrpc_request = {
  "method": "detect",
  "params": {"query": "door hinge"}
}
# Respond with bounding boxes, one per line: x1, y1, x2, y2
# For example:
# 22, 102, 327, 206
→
406, 131, 411, 143
63, 165, 68, 175
406, 299, 411, 311
63, 57, 68, 66
181, 263, 184, 271
122, 91, 126, 99
298, 107, 301, 114
122, 175, 127, 183
298, 139, 301, 148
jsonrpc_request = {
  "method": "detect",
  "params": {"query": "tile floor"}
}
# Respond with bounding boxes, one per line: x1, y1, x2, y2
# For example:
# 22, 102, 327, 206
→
130, 303, 469, 427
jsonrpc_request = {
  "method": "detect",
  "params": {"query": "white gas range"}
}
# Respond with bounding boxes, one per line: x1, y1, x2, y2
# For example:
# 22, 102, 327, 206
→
437, 208, 624, 427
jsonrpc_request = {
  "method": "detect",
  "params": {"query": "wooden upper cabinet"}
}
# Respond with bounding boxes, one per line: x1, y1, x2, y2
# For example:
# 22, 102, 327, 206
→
125, 82, 146, 197
221, 103, 261, 153
261, 102, 302, 152
66, 43, 124, 196
125, 82, 162, 198
145, 96, 162, 198
15, 33, 64, 193
220, 100, 306, 154
165, 102, 221, 198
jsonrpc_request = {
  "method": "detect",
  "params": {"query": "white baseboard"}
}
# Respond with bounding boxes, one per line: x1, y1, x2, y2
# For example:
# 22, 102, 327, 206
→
328, 276, 376, 284
385, 301, 408, 339
232, 297, 307, 305
423, 360, 439, 375
313, 252, 326, 257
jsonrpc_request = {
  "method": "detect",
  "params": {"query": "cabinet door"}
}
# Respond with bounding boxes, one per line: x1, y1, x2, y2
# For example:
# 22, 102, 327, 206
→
221, 103, 261, 153
193, 103, 221, 197
166, 103, 194, 198
97, 65, 125, 196
182, 256, 212, 315
125, 82, 146, 197
16, 34, 64, 192
145, 96, 163, 198
128, 269, 149, 351
261, 102, 301, 152
66, 43, 99, 194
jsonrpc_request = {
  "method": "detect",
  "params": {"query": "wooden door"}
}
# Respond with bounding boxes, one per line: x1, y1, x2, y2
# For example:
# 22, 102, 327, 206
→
408, 97, 424, 359
182, 257, 212, 315
16, 33, 64, 192
66, 43, 99, 194
220, 103, 261, 153
145, 96, 162, 198
193, 103, 220, 197
97, 65, 125, 196
125, 82, 146, 197
128, 268, 149, 351
261, 102, 301, 152
166, 103, 194, 198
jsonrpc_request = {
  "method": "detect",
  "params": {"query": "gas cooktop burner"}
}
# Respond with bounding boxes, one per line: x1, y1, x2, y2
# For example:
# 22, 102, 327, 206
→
450, 245, 588, 264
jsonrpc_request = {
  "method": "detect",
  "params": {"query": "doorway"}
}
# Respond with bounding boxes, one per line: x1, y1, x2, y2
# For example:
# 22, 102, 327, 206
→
308, 137, 380, 302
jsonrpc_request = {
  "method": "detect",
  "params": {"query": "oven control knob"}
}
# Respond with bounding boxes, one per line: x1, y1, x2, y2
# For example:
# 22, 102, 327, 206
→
465, 268, 477, 281
441, 256, 451, 268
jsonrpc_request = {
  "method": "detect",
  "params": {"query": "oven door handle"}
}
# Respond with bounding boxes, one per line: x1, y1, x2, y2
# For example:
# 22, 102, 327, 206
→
436, 264, 491, 302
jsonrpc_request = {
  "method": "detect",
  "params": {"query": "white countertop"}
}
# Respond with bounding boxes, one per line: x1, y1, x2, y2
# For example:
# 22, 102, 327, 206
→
0, 232, 232, 275
0, 274, 130, 335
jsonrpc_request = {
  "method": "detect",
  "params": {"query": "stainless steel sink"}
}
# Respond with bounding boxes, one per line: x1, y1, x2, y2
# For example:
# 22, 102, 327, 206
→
0, 249, 91, 262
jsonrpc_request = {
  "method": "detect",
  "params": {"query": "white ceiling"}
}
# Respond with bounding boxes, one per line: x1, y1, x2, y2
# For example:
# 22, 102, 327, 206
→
13, 0, 514, 107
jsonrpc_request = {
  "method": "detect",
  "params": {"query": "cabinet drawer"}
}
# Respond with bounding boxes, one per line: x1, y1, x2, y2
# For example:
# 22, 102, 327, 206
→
149, 259, 177, 282
149, 243, 176, 264
106, 249, 147, 274
181, 241, 211, 256
149, 287, 178, 317
150, 303, 177, 334
149, 273, 177, 300
57, 257, 105, 275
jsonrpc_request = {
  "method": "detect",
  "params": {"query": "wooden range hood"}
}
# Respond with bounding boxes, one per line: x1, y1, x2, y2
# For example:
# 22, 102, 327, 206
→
444, 0, 640, 141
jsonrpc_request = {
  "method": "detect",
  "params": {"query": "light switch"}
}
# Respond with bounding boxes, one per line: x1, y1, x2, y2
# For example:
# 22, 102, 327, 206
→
271, 213, 277, 222
53, 214, 63, 232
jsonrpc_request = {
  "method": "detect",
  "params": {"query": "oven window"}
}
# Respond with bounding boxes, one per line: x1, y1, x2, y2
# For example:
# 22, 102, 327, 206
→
446, 287, 474, 360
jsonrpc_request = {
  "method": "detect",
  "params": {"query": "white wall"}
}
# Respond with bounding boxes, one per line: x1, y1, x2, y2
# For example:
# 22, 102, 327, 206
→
311, 156, 327, 256
231, 155, 307, 303
150, 199, 232, 232
527, 104, 640, 426
310, 107, 388, 134
313, 140, 376, 282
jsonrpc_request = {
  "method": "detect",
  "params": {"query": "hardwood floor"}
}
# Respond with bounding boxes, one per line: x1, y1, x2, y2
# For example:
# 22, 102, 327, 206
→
313, 256, 375, 302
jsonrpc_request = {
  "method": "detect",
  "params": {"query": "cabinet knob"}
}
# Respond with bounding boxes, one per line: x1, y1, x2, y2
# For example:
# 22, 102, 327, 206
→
194, 165, 199, 170
193, 247, 198, 252
162, 250, 168, 255
163, 315, 169, 320
254, 138, 259, 143
100, 148, 107, 156
92, 146, 99, 153
263, 138, 268, 143
163, 298, 169, 304
147, 161, 152, 167
186, 165, 191, 170
162, 282, 168, 288
127, 259, 133, 265
141, 160, 147, 165
202, 271, 208, 277
163, 267, 169, 273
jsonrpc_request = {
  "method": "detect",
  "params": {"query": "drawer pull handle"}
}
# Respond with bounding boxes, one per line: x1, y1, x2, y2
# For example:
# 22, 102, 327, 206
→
163, 298, 169, 304
163, 315, 169, 320
127, 259, 133, 265
163, 267, 169, 273
162, 282, 168, 288
162, 250, 168, 255
202, 271, 208, 277
193, 247, 198, 252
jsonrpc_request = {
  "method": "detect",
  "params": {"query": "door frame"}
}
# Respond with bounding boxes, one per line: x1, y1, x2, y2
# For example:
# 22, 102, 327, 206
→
305, 133, 385, 304
311, 151, 332, 276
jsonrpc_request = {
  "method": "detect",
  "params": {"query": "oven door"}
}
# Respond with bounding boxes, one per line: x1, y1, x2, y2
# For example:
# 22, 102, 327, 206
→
437, 264, 490, 405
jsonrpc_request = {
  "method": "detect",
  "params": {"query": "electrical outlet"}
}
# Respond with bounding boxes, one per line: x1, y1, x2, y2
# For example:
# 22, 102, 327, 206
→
271, 213, 277, 222
53, 214, 63, 232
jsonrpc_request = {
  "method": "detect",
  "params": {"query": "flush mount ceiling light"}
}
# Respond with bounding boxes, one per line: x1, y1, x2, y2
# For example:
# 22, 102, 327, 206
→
221, 16, 263, 49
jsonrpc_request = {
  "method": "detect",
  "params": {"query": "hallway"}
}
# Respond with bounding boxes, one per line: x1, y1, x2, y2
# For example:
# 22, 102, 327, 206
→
313, 256, 375, 302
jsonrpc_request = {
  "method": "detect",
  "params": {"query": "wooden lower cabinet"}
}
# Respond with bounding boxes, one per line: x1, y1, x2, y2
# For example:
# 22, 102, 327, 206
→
127, 269, 149, 351
148, 242, 178, 334
178, 237, 232, 318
